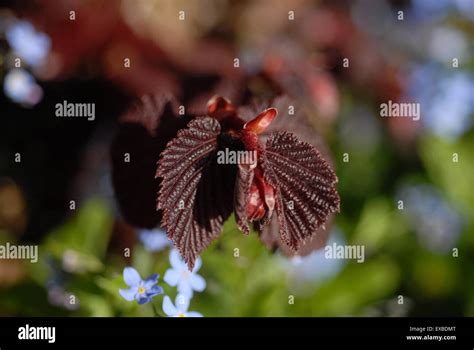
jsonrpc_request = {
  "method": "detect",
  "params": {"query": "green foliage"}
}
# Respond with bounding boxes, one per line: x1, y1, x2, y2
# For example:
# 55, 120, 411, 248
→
420, 134, 474, 216
44, 198, 113, 266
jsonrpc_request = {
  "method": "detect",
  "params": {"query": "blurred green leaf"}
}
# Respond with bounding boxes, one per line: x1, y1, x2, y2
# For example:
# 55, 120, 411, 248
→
352, 198, 409, 254
294, 257, 400, 316
420, 135, 474, 217
44, 198, 113, 273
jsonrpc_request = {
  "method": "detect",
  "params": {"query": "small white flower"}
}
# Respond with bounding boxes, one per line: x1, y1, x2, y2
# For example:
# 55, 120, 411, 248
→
162, 294, 202, 318
164, 249, 206, 298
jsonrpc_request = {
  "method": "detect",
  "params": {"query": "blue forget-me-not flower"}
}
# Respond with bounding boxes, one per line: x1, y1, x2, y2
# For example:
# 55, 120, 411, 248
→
119, 267, 163, 304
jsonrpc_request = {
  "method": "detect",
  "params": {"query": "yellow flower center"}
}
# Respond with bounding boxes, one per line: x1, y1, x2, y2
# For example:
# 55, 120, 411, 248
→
138, 287, 146, 294
178, 312, 186, 317
181, 271, 189, 279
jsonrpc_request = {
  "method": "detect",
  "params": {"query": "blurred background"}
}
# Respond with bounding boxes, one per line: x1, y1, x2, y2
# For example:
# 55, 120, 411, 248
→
0, 0, 473, 316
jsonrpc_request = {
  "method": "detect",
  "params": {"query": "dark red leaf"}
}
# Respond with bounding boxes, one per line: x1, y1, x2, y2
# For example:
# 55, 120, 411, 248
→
260, 131, 340, 251
111, 94, 189, 228
157, 117, 235, 269
240, 96, 338, 255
